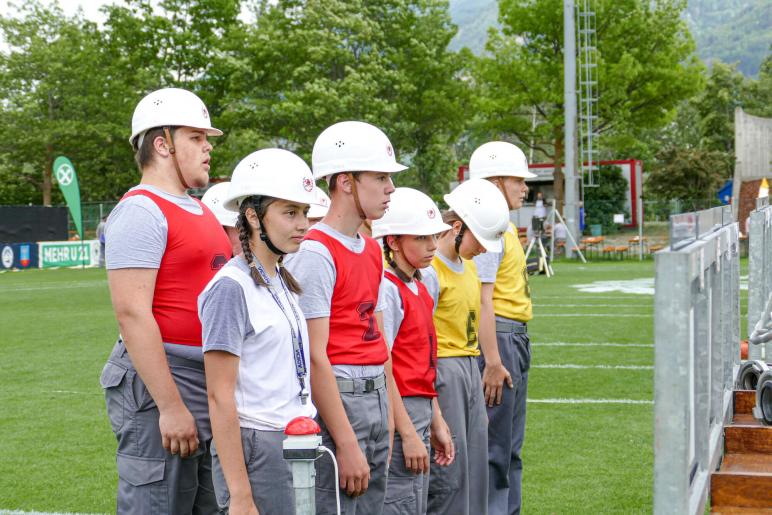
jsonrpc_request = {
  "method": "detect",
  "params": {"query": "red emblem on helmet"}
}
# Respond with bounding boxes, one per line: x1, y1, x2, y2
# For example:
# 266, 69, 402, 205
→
303, 177, 313, 192
386, 145, 393, 157
427, 208, 436, 219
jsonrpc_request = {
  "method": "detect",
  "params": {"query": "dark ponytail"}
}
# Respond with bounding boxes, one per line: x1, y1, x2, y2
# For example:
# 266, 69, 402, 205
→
442, 210, 466, 255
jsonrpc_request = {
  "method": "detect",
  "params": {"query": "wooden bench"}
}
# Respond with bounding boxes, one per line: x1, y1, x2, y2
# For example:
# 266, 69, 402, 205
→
649, 244, 665, 254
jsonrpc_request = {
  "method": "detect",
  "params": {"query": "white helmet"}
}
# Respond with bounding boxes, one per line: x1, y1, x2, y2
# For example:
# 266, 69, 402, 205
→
130, 88, 223, 148
201, 182, 238, 227
308, 187, 331, 219
372, 188, 450, 239
443, 178, 509, 253
312, 121, 407, 180
469, 141, 536, 180
223, 148, 316, 211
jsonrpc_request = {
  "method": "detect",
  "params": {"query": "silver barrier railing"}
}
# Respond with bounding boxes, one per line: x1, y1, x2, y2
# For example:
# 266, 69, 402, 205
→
748, 197, 772, 360
653, 205, 741, 515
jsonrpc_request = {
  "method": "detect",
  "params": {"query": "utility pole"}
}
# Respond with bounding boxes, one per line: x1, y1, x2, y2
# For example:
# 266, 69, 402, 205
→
564, 0, 580, 258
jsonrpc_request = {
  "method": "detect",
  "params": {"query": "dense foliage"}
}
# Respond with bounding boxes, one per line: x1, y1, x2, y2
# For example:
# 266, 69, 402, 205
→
0, 0, 769, 206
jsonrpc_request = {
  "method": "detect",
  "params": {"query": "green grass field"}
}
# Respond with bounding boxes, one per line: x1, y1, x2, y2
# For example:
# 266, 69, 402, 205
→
0, 260, 749, 514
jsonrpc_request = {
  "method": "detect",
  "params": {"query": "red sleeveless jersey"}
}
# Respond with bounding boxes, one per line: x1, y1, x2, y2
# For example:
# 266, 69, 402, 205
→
305, 229, 388, 365
121, 189, 231, 346
384, 271, 438, 398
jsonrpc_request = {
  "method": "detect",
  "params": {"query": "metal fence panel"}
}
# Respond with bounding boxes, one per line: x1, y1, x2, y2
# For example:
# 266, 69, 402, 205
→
748, 197, 772, 360
654, 206, 740, 515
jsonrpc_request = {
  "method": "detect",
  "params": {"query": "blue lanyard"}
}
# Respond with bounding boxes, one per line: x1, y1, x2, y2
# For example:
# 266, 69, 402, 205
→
251, 259, 309, 405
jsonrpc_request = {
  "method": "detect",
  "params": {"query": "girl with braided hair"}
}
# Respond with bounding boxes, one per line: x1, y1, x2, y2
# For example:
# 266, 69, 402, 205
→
371, 188, 456, 515
198, 148, 318, 515
421, 179, 511, 515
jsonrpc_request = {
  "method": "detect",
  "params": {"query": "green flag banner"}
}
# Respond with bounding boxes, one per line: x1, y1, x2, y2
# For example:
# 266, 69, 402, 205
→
53, 156, 83, 239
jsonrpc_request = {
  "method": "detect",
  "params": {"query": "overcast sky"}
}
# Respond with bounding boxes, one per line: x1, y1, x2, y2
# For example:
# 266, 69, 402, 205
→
1, 1, 118, 22
0, 0, 257, 22
0, 0, 257, 50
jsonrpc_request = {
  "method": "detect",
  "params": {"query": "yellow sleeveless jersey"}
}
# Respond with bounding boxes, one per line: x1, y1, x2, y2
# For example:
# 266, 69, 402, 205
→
431, 254, 481, 358
493, 223, 532, 322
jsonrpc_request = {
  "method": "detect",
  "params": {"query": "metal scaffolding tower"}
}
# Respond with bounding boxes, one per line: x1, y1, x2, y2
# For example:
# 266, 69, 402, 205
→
577, 0, 598, 190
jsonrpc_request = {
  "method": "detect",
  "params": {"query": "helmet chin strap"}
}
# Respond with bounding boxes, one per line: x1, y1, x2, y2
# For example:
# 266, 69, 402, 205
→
259, 229, 287, 256
254, 197, 286, 256
163, 126, 191, 191
346, 172, 369, 222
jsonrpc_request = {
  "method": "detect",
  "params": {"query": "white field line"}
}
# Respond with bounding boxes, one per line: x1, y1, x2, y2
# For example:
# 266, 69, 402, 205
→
533, 303, 652, 308
535, 295, 649, 300
3, 281, 106, 292
50, 390, 100, 395
537, 313, 652, 317
0, 511, 107, 515
532, 364, 652, 370
527, 398, 652, 405
536, 341, 652, 348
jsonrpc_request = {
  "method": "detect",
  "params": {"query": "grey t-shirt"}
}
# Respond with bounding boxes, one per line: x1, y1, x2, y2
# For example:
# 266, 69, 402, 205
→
105, 184, 203, 270
199, 270, 251, 357
106, 184, 206, 361
285, 222, 385, 378
473, 250, 503, 284
284, 222, 386, 317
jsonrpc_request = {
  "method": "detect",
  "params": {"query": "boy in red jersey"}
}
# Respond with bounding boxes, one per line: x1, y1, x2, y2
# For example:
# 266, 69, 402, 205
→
99, 88, 230, 514
285, 121, 406, 514
372, 187, 456, 515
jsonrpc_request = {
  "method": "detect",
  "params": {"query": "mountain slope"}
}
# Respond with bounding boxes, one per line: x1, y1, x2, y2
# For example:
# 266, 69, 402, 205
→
449, 0, 771, 76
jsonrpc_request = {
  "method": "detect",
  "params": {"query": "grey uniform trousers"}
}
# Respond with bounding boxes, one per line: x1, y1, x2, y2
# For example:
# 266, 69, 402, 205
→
100, 339, 217, 515
211, 428, 295, 514
315, 376, 390, 515
427, 356, 489, 515
478, 324, 530, 515
384, 396, 433, 515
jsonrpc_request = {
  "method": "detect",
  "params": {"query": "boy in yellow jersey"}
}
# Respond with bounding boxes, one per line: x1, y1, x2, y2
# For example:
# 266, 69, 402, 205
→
422, 178, 510, 515
469, 141, 536, 515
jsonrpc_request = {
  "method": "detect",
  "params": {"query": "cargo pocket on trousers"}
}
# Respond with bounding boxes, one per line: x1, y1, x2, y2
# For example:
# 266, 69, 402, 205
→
117, 453, 165, 486
384, 476, 418, 515
100, 362, 128, 434
116, 454, 166, 513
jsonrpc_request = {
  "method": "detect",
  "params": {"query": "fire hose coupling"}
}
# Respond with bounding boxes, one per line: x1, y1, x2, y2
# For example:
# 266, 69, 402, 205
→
753, 368, 772, 426
749, 294, 772, 346
737, 360, 770, 390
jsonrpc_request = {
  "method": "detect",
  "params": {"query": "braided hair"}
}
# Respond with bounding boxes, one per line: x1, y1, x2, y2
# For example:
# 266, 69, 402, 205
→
237, 195, 303, 295
441, 210, 466, 255
382, 236, 422, 282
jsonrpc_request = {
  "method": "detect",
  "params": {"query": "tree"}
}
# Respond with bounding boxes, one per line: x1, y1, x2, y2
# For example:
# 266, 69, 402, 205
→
0, 0, 244, 205
583, 165, 629, 234
644, 146, 732, 201
220, 0, 470, 197
0, 3, 132, 205
745, 46, 772, 117
473, 0, 703, 170
100, 0, 242, 114
632, 59, 772, 199
695, 62, 748, 154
